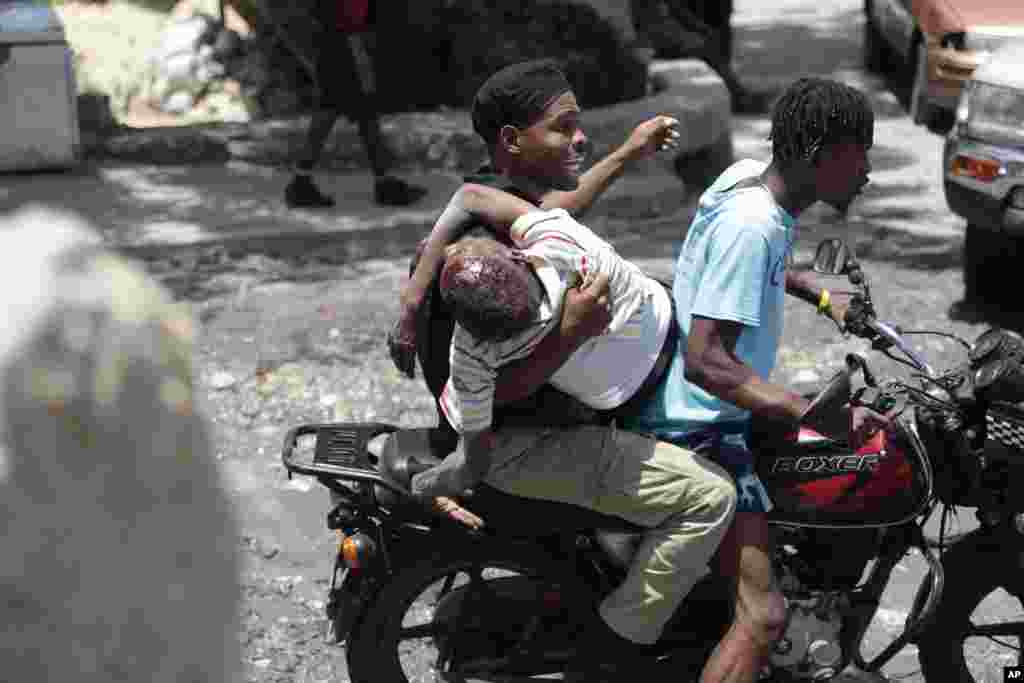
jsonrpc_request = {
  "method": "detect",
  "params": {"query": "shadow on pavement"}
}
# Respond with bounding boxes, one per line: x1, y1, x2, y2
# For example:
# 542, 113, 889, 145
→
734, 7, 909, 117
2, 161, 462, 259
948, 299, 1024, 335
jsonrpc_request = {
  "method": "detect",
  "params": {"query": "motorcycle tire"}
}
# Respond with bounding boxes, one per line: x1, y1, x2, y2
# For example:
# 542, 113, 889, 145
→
346, 540, 583, 683
917, 531, 1024, 682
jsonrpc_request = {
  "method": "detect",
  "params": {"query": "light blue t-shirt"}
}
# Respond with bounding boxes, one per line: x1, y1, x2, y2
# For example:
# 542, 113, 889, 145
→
630, 159, 796, 434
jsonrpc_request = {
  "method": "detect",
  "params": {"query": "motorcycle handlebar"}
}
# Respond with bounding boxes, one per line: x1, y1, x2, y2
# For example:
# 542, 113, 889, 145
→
842, 299, 935, 377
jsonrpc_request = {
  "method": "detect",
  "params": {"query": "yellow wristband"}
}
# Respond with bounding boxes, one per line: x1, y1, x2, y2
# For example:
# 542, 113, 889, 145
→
817, 289, 832, 317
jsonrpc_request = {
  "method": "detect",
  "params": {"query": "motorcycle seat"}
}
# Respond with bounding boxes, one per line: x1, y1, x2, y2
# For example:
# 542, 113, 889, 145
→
378, 428, 646, 536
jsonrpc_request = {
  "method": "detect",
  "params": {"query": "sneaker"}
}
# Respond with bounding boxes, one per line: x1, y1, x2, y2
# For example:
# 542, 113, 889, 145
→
375, 175, 428, 207
284, 175, 335, 209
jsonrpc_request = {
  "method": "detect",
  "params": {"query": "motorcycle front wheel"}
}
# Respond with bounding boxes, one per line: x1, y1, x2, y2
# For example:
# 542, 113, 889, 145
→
918, 533, 1024, 682
346, 541, 586, 683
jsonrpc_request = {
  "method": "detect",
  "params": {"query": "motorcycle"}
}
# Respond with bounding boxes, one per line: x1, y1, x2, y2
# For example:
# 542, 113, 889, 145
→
281, 237, 1024, 682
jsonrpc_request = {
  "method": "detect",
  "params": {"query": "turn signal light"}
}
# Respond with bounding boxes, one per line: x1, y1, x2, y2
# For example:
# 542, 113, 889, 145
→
950, 155, 1003, 182
339, 532, 377, 569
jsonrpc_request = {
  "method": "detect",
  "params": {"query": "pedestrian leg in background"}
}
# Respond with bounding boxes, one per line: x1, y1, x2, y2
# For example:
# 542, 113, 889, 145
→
285, 27, 427, 208
347, 33, 428, 207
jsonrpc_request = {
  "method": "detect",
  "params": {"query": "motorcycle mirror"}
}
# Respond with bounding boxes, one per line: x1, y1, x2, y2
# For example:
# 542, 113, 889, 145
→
812, 238, 851, 276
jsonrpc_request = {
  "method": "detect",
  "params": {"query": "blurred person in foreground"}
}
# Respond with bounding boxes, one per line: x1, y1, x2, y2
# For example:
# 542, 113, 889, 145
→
0, 206, 240, 682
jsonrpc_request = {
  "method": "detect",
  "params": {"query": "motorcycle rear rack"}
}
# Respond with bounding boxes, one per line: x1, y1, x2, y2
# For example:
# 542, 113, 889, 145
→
281, 422, 405, 494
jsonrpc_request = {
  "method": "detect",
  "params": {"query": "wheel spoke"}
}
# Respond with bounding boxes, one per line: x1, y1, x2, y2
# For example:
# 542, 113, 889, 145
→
399, 622, 445, 640
380, 558, 554, 683
965, 620, 1024, 644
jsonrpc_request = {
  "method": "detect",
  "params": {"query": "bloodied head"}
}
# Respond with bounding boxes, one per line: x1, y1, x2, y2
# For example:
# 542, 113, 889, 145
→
439, 237, 543, 342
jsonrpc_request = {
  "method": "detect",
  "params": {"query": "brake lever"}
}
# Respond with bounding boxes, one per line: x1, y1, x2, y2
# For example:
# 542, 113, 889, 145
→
852, 386, 896, 414
843, 295, 877, 339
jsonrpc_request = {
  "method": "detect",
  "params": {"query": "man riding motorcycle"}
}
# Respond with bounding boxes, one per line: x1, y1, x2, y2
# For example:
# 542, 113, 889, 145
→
627, 77, 891, 683
390, 69, 895, 682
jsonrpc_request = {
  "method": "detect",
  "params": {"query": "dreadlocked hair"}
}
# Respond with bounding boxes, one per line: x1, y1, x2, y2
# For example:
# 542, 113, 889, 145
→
769, 78, 874, 165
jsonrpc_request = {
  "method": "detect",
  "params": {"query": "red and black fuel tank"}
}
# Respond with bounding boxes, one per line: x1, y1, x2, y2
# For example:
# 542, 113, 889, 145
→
753, 420, 932, 528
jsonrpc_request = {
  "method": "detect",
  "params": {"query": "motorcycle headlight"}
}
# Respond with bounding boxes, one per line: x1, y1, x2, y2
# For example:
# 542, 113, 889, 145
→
965, 82, 1024, 148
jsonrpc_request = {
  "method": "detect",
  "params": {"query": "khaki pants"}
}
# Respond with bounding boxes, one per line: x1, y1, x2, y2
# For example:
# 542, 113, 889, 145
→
485, 424, 737, 644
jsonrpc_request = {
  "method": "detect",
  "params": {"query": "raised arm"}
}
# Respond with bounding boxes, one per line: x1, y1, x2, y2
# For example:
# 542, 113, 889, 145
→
401, 183, 539, 313
539, 115, 680, 217
388, 184, 544, 377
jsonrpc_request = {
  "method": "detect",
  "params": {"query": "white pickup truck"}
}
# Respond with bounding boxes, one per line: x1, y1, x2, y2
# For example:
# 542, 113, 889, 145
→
943, 40, 1024, 303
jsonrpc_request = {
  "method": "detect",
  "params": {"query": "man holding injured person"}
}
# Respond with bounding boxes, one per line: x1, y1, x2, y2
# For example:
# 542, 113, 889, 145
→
387, 60, 739, 663
390, 66, 892, 682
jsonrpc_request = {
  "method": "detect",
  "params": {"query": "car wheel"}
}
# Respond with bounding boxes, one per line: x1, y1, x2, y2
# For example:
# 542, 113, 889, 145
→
963, 224, 1008, 304
909, 39, 937, 127
863, 1, 888, 73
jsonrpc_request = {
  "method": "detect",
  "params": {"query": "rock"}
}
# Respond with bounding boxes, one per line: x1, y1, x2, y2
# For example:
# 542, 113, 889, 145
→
582, 58, 731, 178
162, 90, 196, 115
146, 11, 248, 116
792, 368, 822, 384
440, 0, 647, 111
151, 13, 218, 65
104, 128, 230, 164
193, 91, 251, 123
161, 51, 199, 86
284, 478, 313, 493
247, 0, 646, 119
209, 370, 239, 390
211, 26, 245, 61
77, 92, 116, 133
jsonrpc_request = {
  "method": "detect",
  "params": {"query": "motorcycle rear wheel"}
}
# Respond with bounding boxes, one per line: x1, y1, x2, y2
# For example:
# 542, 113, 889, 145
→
918, 546, 1024, 682
346, 541, 584, 683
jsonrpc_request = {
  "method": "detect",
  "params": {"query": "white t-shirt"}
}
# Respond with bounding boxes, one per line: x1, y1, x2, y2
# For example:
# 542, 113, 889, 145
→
440, 209, 672, 434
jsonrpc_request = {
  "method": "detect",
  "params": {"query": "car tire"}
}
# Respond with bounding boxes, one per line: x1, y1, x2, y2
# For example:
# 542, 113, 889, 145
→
963, 223, 1009, 304
863, 1, 888, 73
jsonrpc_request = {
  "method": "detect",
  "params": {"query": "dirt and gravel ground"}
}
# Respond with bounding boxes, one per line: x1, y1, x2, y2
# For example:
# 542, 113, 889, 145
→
44, 0, 1024, 681
169, 224, 1008, 683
